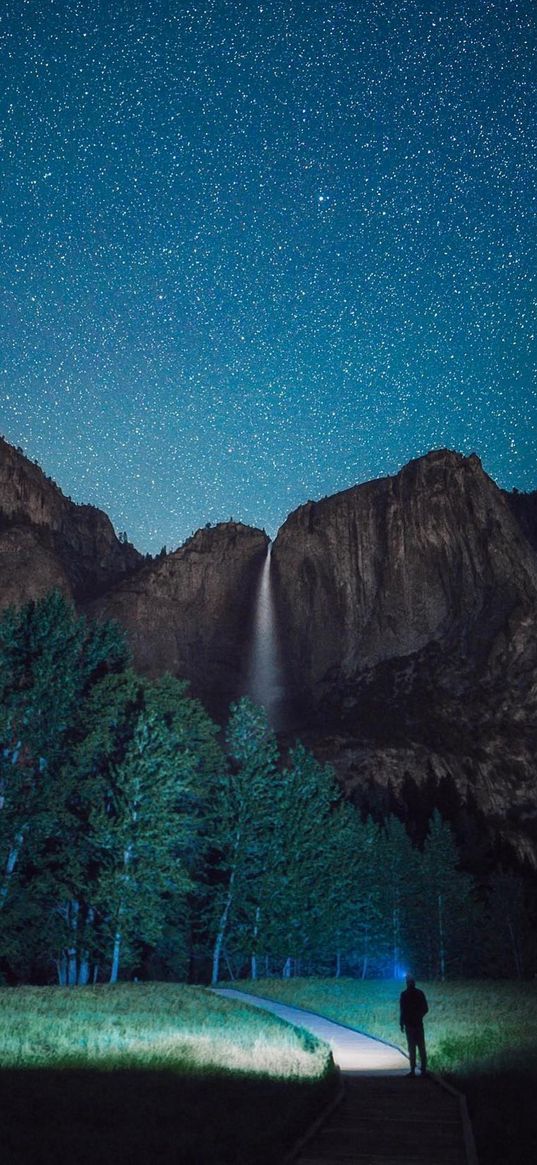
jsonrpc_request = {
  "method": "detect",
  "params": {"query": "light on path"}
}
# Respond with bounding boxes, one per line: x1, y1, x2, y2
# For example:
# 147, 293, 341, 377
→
213, 988, 409, 1076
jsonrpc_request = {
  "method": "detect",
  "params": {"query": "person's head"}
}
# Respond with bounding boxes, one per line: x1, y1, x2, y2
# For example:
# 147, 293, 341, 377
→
406, 975, 416, 988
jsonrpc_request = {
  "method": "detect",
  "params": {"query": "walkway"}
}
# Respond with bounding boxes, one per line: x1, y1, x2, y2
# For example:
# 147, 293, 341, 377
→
214, 988, 408, 1075
214, 989, 474, 1165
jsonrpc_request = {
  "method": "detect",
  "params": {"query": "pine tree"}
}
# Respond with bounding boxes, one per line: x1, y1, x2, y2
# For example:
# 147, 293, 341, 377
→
207, 698, 279, 985
0, 594, 222, 984
206, 707, 398, 982
477, 872, 531, 978
54, 671, 221, 984
0, 592, 127, 924
332, 816, 384, 979
413, 810, 476, 979
374, 817, 419, 978
259, 743, 361, 974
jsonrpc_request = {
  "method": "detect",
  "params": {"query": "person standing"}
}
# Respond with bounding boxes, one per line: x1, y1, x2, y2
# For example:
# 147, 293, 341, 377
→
399, 974, 429, 1076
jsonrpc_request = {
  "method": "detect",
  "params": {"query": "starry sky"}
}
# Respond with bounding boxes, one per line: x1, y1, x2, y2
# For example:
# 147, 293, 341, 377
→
1, 0, 535, 553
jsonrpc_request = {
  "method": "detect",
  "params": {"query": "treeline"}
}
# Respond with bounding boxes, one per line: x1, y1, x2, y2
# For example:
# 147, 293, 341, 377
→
0, 594, 535, 986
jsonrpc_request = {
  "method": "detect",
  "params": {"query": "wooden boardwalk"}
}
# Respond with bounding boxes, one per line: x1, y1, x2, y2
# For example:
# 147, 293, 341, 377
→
214, 989, 475, 1165
295, 1074, 468, 1165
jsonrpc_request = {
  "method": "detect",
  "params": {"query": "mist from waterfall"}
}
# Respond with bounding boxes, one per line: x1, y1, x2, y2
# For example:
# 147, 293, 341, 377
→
246, 543, 284, 727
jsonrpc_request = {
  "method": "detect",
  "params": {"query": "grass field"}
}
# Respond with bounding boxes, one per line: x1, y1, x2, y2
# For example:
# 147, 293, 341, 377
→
0, 982, 336, 1164
237, 977, 537, 1164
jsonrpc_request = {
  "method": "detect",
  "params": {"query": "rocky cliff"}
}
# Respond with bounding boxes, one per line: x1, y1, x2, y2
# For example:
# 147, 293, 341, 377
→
506, 488, 537, 554
272, 451, 537, 863
273, 450, 537, 703
0, 436, 142, 604
87, 523, 268, 718
0, 436, 268, 717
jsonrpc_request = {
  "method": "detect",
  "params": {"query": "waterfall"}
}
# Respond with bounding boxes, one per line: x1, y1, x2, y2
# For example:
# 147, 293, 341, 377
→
246, 543, 284, 726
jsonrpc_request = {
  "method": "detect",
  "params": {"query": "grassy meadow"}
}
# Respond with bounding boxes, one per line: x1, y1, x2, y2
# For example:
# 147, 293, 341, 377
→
0, 982, 336, 1165
238, 977, 537, 1164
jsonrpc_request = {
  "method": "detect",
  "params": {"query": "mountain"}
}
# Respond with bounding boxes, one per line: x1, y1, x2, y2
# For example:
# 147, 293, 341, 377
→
1, 436, 536, 862
87, 523, 268, 718
272, 451, 537, 863
272, 450, 537, 705
0, 437, 266, 718
0, 436, 142, 604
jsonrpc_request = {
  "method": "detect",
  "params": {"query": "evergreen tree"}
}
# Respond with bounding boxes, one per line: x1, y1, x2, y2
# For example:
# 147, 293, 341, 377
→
478, 872, 532, 978
374, 817, 419, 977
259, 743, 362, 975
207, 698, 278, 985
51, 671, 221, 984
333, 816, 384, 979
207, 710, 379, 981
413, 810, 476, 979
0, 594, 222, 984
0, 592, 127, 921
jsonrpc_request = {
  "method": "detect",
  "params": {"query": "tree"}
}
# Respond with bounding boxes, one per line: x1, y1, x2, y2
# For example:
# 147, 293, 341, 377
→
96, 705, 192, 982
413, 810, 476, 980
330, 816, 384, 980
51, 671, 221, 984
0, 592, 127, 920
374, 817, 419, 978
206, 708, 380, 982
478, 872, 532, 978
0, 593, 222, 985
207, 698, 278, 985
258, 743, 363, 975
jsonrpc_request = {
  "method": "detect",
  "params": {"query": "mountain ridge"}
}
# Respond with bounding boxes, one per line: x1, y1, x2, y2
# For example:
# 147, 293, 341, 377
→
0, 435, 143, 603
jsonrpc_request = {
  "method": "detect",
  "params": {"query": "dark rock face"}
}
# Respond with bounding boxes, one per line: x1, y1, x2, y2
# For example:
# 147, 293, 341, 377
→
273, 450, 537, 862
0, 437, 268, 718
300, 601, 537, 864
88, 523, 268, 719
505, 488, 537, 554
0, 437, 142, 603
273, 450, 537, 703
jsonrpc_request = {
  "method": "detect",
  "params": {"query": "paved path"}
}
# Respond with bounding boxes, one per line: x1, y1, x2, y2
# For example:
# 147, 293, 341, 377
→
213, 989, 473, 1165
214, 988, 408, 1075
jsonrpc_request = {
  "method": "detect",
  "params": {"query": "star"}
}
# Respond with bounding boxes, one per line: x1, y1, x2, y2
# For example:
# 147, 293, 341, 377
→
0, 0, 534, 553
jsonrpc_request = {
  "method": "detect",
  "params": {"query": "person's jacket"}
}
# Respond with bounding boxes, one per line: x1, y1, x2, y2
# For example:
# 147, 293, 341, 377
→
399, 986, 429, 1028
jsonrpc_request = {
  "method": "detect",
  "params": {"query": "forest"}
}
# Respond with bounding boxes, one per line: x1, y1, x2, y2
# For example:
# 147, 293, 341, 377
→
0, 592, 535, 988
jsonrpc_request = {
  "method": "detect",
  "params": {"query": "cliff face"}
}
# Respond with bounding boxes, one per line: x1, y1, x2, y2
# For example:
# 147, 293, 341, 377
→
273, 450, 537, 862
0, 437, 142, 603
0, 437, 267, 718
273, 450, 537, 703
505, 488, 537, 554
87, 523, 268, 718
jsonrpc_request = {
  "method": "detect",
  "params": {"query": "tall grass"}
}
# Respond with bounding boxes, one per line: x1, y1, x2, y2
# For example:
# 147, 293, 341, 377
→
0, 981, 331, 1077
0, 983, 335, 1164
237, 977, 537, 1074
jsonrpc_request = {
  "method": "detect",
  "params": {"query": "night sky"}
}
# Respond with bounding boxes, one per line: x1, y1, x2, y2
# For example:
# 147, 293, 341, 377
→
1, 0, 535, 553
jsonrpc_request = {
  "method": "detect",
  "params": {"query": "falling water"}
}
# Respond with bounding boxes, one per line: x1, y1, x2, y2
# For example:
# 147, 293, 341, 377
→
246, 543, 284, 726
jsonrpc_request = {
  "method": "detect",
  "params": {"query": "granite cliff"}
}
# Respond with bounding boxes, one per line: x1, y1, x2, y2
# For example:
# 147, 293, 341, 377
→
87, 522, 268, 717
0, 437, 142, 604
272, 451, 537, 863
506, 488, 537, 554
272, 450, 537, 704
0, 437, 267, 717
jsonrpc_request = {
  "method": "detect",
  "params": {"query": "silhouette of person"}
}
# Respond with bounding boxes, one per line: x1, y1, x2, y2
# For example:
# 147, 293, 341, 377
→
399, 974, 428, 1076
